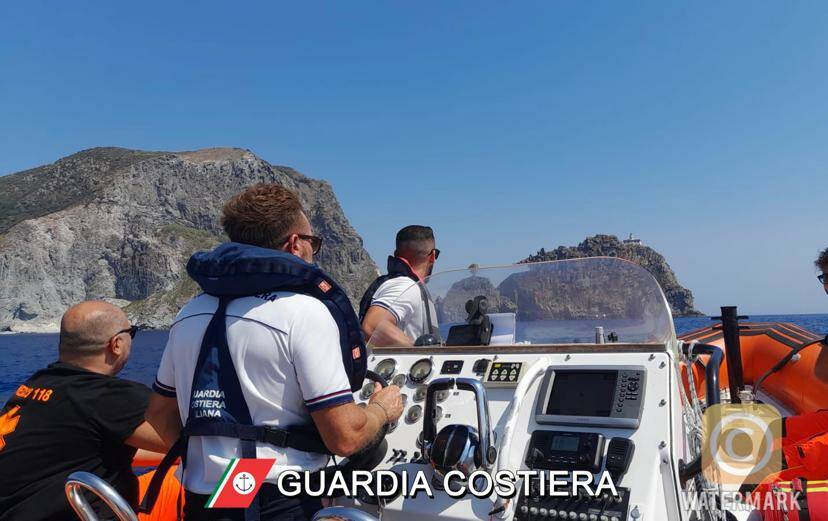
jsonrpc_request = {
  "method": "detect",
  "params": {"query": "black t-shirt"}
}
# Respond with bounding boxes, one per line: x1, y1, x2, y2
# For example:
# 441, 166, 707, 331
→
0, 362, 150, 521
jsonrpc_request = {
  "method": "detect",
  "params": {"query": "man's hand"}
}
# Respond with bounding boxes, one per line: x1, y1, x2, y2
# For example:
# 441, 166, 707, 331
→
311, 385, 403, 457
368, 383, 403, 423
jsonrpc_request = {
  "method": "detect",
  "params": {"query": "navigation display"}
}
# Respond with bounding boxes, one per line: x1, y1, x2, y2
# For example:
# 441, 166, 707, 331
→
544, 371, 617, 417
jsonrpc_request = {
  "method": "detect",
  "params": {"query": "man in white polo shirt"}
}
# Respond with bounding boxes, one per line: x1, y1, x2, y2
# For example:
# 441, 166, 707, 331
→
145, 184, 403, 521
359, 225, 440, 346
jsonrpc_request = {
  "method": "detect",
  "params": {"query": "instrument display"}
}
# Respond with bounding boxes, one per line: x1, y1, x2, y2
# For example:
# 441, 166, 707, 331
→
392, 373, 407, 388
545, 371, 617, 417
360, 382, 375, 400
375, 358, 397, 381
550, 435, 579, 452
535, 367, 646, 429
409, 358, 433, 384
406, 404, 422, 424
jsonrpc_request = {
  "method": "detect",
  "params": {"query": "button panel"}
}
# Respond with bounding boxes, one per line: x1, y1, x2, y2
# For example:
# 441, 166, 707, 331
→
513, 475, 630, 521
484, 361, 524, 387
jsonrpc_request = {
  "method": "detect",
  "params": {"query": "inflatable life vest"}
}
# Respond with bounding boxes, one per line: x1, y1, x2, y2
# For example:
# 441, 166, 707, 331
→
358, 256, 440, 343
358, 256, 421, 321
140, 243, 368, 520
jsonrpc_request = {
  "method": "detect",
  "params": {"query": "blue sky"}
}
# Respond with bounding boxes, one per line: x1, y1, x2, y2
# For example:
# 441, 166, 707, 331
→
1, 1, 826, 315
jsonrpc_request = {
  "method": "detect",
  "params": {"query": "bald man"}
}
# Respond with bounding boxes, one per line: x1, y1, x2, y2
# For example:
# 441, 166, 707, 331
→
0, 301, 167, 521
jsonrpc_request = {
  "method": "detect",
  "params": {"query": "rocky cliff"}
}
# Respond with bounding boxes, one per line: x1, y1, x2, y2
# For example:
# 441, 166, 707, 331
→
522, 234, 700, 316
0, 147, 379, 331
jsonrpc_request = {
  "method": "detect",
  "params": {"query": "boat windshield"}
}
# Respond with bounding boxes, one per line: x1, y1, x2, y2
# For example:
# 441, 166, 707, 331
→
366, 257, 675, 348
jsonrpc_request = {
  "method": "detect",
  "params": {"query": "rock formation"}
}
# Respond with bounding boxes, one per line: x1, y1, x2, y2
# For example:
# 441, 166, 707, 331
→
522, 234, 700, 316
0, 147, 378, 331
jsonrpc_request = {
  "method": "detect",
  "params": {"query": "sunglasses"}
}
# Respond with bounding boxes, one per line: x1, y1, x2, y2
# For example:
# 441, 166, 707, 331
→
281, 234, 323, 255
431, 248, 440, 260
111, 325, 139, 342
819, 274, 827, 284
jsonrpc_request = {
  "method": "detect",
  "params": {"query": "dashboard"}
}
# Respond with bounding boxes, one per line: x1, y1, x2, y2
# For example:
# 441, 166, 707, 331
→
338, 345, 681, 521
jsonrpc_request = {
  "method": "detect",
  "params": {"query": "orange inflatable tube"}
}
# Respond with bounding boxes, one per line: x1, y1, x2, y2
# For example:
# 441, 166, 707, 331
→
134, 463, 185, 520
679, 322, 827, 414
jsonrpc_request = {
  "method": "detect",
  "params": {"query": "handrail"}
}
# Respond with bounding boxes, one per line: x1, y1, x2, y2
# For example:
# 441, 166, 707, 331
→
679, 342, 725, 487
312, 506, 380, 521
684, 342, 724, 408
64, 471, 138, 521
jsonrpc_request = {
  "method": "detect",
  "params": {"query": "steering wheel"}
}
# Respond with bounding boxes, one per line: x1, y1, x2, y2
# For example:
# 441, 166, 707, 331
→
344, 370, 390, 468
314, 370, 390, 501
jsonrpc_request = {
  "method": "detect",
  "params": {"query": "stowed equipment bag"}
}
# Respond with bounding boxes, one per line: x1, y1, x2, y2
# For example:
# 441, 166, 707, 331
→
140, 243, 367, 519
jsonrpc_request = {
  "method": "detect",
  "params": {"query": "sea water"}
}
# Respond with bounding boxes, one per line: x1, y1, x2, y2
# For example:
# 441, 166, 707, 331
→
1, 315, 826, 403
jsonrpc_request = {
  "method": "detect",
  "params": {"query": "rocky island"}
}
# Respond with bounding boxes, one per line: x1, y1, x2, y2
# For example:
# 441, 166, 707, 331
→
0, 147, 378, 332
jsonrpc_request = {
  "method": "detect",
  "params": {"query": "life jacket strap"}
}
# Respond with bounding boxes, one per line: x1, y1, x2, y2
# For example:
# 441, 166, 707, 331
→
185, 419, 331, 454
138, 435, 188, 515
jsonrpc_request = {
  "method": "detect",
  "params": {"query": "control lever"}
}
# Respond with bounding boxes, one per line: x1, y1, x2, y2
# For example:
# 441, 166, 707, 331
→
423, 377, 497, 477
604, 437, 634, 485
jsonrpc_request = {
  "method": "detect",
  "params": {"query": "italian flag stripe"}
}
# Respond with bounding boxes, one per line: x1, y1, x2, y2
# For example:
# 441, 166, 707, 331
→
205, 458, 239, 508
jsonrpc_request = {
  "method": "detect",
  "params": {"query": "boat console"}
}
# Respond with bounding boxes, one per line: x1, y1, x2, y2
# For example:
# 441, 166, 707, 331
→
329, 258, 720, 521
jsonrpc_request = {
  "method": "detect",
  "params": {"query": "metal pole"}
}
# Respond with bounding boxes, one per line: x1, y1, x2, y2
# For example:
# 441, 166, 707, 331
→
716, 306, 746, 404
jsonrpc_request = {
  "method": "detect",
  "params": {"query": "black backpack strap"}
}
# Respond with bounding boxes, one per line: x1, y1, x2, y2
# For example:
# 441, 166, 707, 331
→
358, 274, 392, 322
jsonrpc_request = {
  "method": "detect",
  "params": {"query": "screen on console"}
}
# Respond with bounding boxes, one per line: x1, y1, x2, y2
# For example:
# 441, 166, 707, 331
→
544, 371, 617, 417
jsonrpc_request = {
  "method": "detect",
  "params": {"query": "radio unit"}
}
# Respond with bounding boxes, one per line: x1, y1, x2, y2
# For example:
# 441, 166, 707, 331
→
525, 430, 605, 473
534, 367, 646, 429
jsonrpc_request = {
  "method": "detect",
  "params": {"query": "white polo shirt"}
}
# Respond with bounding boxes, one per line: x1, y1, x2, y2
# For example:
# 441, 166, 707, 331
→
370, 277, 438, 341
153, 292, 353, 495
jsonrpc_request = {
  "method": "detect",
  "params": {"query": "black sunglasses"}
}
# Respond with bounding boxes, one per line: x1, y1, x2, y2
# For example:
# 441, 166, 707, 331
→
819, 274, 827, 284
431, 248, 440, 260
281, 234, 323, 255
111, 325, 139, 342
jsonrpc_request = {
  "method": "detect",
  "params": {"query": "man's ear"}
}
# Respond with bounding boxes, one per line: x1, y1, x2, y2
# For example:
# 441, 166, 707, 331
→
285, 234, 299, 255
109, 336, 123, 356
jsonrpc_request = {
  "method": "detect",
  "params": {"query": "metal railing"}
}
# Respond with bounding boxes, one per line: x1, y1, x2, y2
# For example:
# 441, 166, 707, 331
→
64, 471, 138, 521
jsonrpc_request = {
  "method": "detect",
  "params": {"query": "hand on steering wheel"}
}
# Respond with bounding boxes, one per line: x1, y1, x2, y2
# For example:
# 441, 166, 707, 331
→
366, 370, 404, 425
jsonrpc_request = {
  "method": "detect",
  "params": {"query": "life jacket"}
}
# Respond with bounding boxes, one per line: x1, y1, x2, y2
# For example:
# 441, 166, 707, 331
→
358, 256, 421, 321
358, 256, 439, 341
140, 242, 367, 520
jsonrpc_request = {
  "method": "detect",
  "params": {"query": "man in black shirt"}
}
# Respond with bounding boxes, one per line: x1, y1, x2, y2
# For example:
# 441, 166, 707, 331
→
0, 301, 167, 521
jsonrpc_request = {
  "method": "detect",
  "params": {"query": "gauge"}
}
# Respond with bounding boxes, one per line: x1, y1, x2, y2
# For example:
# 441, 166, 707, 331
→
401, 394, 408, 406
406, 404, 423, 424
408, 358, 433, 384
435, 390, 449, 403
360, 383, 375, 400
434, 406, 443, 423
392, 373, 407, 388
388, 421, 398, 433
374, 358, 397, 381
416, 431, 424, 448
413, 385, 427, 402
